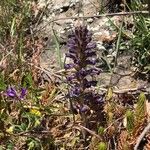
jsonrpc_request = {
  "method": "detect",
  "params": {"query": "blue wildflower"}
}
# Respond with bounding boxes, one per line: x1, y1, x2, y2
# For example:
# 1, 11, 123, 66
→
6, 86, 27, 100
19, 88, 27, 99
6, 87, 17, 98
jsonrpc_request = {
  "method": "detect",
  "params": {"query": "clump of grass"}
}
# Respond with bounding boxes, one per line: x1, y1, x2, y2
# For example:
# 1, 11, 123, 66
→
129, 0, 150, 77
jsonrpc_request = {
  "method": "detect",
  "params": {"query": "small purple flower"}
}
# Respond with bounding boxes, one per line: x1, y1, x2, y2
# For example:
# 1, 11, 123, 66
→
67, 39, 76, 45
69, 86, 81, 98
76, 68, 87, 78
6, 87, 17, 97
86, 58, 97, 65
6, 86, 27, 100
64, 64, 75, 69
85, 50, 96, 57
86, 42, 96, 49
83, 79, 97, 88
87, 68, 101, 75
20, 88, 27, 99
67, 74, 76, 81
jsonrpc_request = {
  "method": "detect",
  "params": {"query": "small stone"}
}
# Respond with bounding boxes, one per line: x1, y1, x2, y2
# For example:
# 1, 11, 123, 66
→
87, 18, 94, 23
59, 8, 63, 13
112, 51, 117, 57
96, 42, 106, 51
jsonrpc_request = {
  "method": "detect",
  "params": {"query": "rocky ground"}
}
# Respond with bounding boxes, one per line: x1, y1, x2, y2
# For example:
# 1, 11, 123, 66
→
35, 0, 150, 94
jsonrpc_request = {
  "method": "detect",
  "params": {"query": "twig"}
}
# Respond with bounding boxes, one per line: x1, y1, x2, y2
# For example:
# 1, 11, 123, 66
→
0, 49, 14, 64
96, 85, 146, 94
74, 124, 101, 139
68, 96, 76, 124
12, 130, 52, 137
104, 116, 124, 132
33, 11, 149, 34
34, 2, 49, 29
113, 86, 146, 94
114, 18, 123, 67
134, 122, 150, 150
28, 62, 62, 78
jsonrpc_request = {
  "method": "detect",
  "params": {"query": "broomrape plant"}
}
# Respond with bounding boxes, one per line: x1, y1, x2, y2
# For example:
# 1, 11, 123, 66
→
65, 25, 104, 125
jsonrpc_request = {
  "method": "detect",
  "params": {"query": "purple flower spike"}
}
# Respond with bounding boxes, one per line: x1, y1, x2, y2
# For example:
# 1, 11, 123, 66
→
65, 25, 104, 117
20, 88, 27, 99
6, 87, 17, 98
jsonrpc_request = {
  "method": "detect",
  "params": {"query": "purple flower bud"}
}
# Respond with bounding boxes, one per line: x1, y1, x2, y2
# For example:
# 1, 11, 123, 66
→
85, 37, 92, 44
67, 74, 76, 81
67, 39, 76, 45
82, 26, 88, 35
86, 58, 97, 65
20, 88, 27, 99
85, 50, 96, 57
67, 40, 77, 52
86, 32, 92, 43
76, 68, 87, 78
83, 79, 97, 88
69, 86, 81, 98
67, 44, 77, 51
86, 42, 96, 49
64, 64, 75, 69
87, 68, 101, 75
6, 87, 17, 97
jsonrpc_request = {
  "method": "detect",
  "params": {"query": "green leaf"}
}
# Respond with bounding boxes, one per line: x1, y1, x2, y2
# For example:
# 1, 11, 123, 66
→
106, 88, 113, 101
135, 92, 146, 122
6, 142, 14, 150
98, 126, 105, 135
52, 29, 63, 69
126, 110, 134, 133
21, 72, 33, 88
98, 142, 107, 150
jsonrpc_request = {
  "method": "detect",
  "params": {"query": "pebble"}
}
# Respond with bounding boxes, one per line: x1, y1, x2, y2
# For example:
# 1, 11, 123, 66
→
87, 18, 94, 23
96, 42, 106, 51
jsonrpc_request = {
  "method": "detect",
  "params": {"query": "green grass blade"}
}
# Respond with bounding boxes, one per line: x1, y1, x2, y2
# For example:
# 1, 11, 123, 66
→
52, 29, 63, 69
